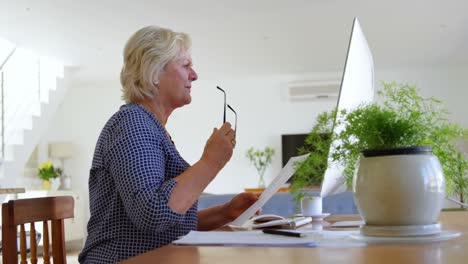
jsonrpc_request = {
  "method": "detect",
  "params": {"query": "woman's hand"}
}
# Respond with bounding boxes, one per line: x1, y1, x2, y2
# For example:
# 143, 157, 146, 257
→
225, 192, 262, 221
200, 122, 235, 173
197, 192, 262, 231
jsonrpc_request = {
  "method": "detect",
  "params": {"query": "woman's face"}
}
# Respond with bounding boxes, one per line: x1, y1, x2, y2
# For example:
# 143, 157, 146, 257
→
156, 49, 198, 109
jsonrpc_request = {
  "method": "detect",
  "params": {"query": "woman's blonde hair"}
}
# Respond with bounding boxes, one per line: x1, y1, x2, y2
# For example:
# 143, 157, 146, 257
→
120, 26, 191, 103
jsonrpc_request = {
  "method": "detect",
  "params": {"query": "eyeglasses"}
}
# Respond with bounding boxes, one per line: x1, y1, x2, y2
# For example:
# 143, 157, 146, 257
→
216, 86, 237, 139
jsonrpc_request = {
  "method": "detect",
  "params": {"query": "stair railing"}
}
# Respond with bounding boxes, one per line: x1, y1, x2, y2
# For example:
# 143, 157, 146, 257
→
0, 47, 16, 160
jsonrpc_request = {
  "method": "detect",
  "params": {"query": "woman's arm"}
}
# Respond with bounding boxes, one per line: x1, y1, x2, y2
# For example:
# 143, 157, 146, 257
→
197, 203, 232, 231
109, 119, 185, 233
197, 192, 260, 231
169, 123, 235, 213
111, 113, 235, 232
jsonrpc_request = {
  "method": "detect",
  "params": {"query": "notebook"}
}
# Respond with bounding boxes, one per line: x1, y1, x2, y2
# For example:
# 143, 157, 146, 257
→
248, 214, 313, 229
229, 154, 310, 228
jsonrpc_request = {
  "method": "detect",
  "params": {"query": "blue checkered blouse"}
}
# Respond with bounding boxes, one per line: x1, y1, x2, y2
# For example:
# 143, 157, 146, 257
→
79, 103, 197, 263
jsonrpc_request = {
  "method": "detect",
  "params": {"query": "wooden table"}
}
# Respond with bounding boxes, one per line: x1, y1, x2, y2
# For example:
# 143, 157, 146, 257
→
120, 212, 468, 264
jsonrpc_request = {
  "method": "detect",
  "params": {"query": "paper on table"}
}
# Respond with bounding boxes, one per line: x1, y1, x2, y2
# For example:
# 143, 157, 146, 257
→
173, 231, 316, 247
298, 230, 365, 247
229, 154, 310, 228
174, 230, 364, 247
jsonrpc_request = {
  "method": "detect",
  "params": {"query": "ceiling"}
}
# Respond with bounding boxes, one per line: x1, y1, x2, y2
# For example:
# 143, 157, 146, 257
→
1, 0, 467, 83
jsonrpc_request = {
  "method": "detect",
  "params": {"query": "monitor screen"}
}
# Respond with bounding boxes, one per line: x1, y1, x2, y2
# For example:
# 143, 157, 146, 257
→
320, 18, 375, 197
281, 134, 308, 167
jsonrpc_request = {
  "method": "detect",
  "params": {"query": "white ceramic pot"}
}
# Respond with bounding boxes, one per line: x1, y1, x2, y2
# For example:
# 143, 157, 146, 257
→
353, 146, 445, 226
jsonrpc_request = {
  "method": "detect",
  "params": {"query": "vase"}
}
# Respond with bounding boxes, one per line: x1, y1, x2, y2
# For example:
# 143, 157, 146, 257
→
353, 146, 445, 236
42, 180, 51, 191
50, 178, 61, 191
258, 173, 266, 188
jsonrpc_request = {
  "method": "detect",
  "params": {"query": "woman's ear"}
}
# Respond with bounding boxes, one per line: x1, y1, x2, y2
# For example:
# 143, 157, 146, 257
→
152, 73, 159, 87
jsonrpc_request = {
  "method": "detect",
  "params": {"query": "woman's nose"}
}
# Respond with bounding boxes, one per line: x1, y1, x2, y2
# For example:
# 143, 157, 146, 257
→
190, 68, 198, 81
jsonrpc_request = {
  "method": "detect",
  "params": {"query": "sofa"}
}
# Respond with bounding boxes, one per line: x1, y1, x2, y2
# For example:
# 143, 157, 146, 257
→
198, 191, 358, 217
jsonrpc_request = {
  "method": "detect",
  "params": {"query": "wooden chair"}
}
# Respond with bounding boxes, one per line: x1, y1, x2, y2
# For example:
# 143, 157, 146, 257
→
2, 196, 74, 264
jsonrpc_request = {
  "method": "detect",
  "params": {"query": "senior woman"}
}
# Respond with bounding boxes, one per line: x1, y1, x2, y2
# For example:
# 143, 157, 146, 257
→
78, 26, 259, 263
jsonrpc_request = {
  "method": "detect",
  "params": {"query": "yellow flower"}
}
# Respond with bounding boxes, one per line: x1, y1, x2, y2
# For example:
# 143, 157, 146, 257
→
38, 161, 59, 181
38, 161, 53, 170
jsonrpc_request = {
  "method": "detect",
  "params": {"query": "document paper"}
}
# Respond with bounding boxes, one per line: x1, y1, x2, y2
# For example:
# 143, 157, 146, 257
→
174, 231, 316, 247
174, 230, 365, 247
230, 153, 310, 228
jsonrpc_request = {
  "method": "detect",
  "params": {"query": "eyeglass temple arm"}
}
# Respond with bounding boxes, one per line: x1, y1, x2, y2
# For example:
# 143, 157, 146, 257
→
216, 86, 226, 123
227, 104, 237, 136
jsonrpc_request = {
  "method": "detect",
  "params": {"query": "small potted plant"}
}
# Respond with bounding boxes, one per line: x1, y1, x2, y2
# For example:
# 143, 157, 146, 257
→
451, 151, 468, 206
290, 111, 334, 204
294, 82, 467, 233
38, 161, 61, 191
246, 147, 275, 188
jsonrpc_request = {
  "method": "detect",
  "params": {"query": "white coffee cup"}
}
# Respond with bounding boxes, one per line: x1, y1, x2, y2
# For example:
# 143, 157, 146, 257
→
301, 196, 322, 216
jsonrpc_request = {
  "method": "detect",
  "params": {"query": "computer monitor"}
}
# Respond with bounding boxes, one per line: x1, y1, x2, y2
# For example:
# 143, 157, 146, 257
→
281, 134, 308, 167
320, 18, 375, 197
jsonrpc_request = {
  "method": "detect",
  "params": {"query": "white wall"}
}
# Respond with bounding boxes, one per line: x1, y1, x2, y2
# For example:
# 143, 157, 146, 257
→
43, 79, 123, 205
43, 66, 468, 207
376, 66, 468, 127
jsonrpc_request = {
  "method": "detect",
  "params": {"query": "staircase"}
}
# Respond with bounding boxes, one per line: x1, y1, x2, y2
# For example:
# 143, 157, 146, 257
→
0, 40, 66, 188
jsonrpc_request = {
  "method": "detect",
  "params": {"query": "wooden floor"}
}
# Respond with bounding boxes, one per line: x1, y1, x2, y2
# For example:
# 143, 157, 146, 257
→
35, 242, 81, 264
35, 254, 79, 264
1, 252, 79, 264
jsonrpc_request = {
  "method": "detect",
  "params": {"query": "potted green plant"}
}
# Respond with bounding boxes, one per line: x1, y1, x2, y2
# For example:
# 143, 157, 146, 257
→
451, 151, 468, 206
38, 161, 61, 190
294, 82, 467, 233
246, 147, 275, 188
290, 111, 335, 203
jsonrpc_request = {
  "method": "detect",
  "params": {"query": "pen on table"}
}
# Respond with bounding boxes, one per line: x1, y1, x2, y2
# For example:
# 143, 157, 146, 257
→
262, 229, 305, 238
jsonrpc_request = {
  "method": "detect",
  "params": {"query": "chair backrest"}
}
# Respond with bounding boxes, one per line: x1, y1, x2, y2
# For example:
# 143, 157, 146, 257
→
2, 196, 74, 264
